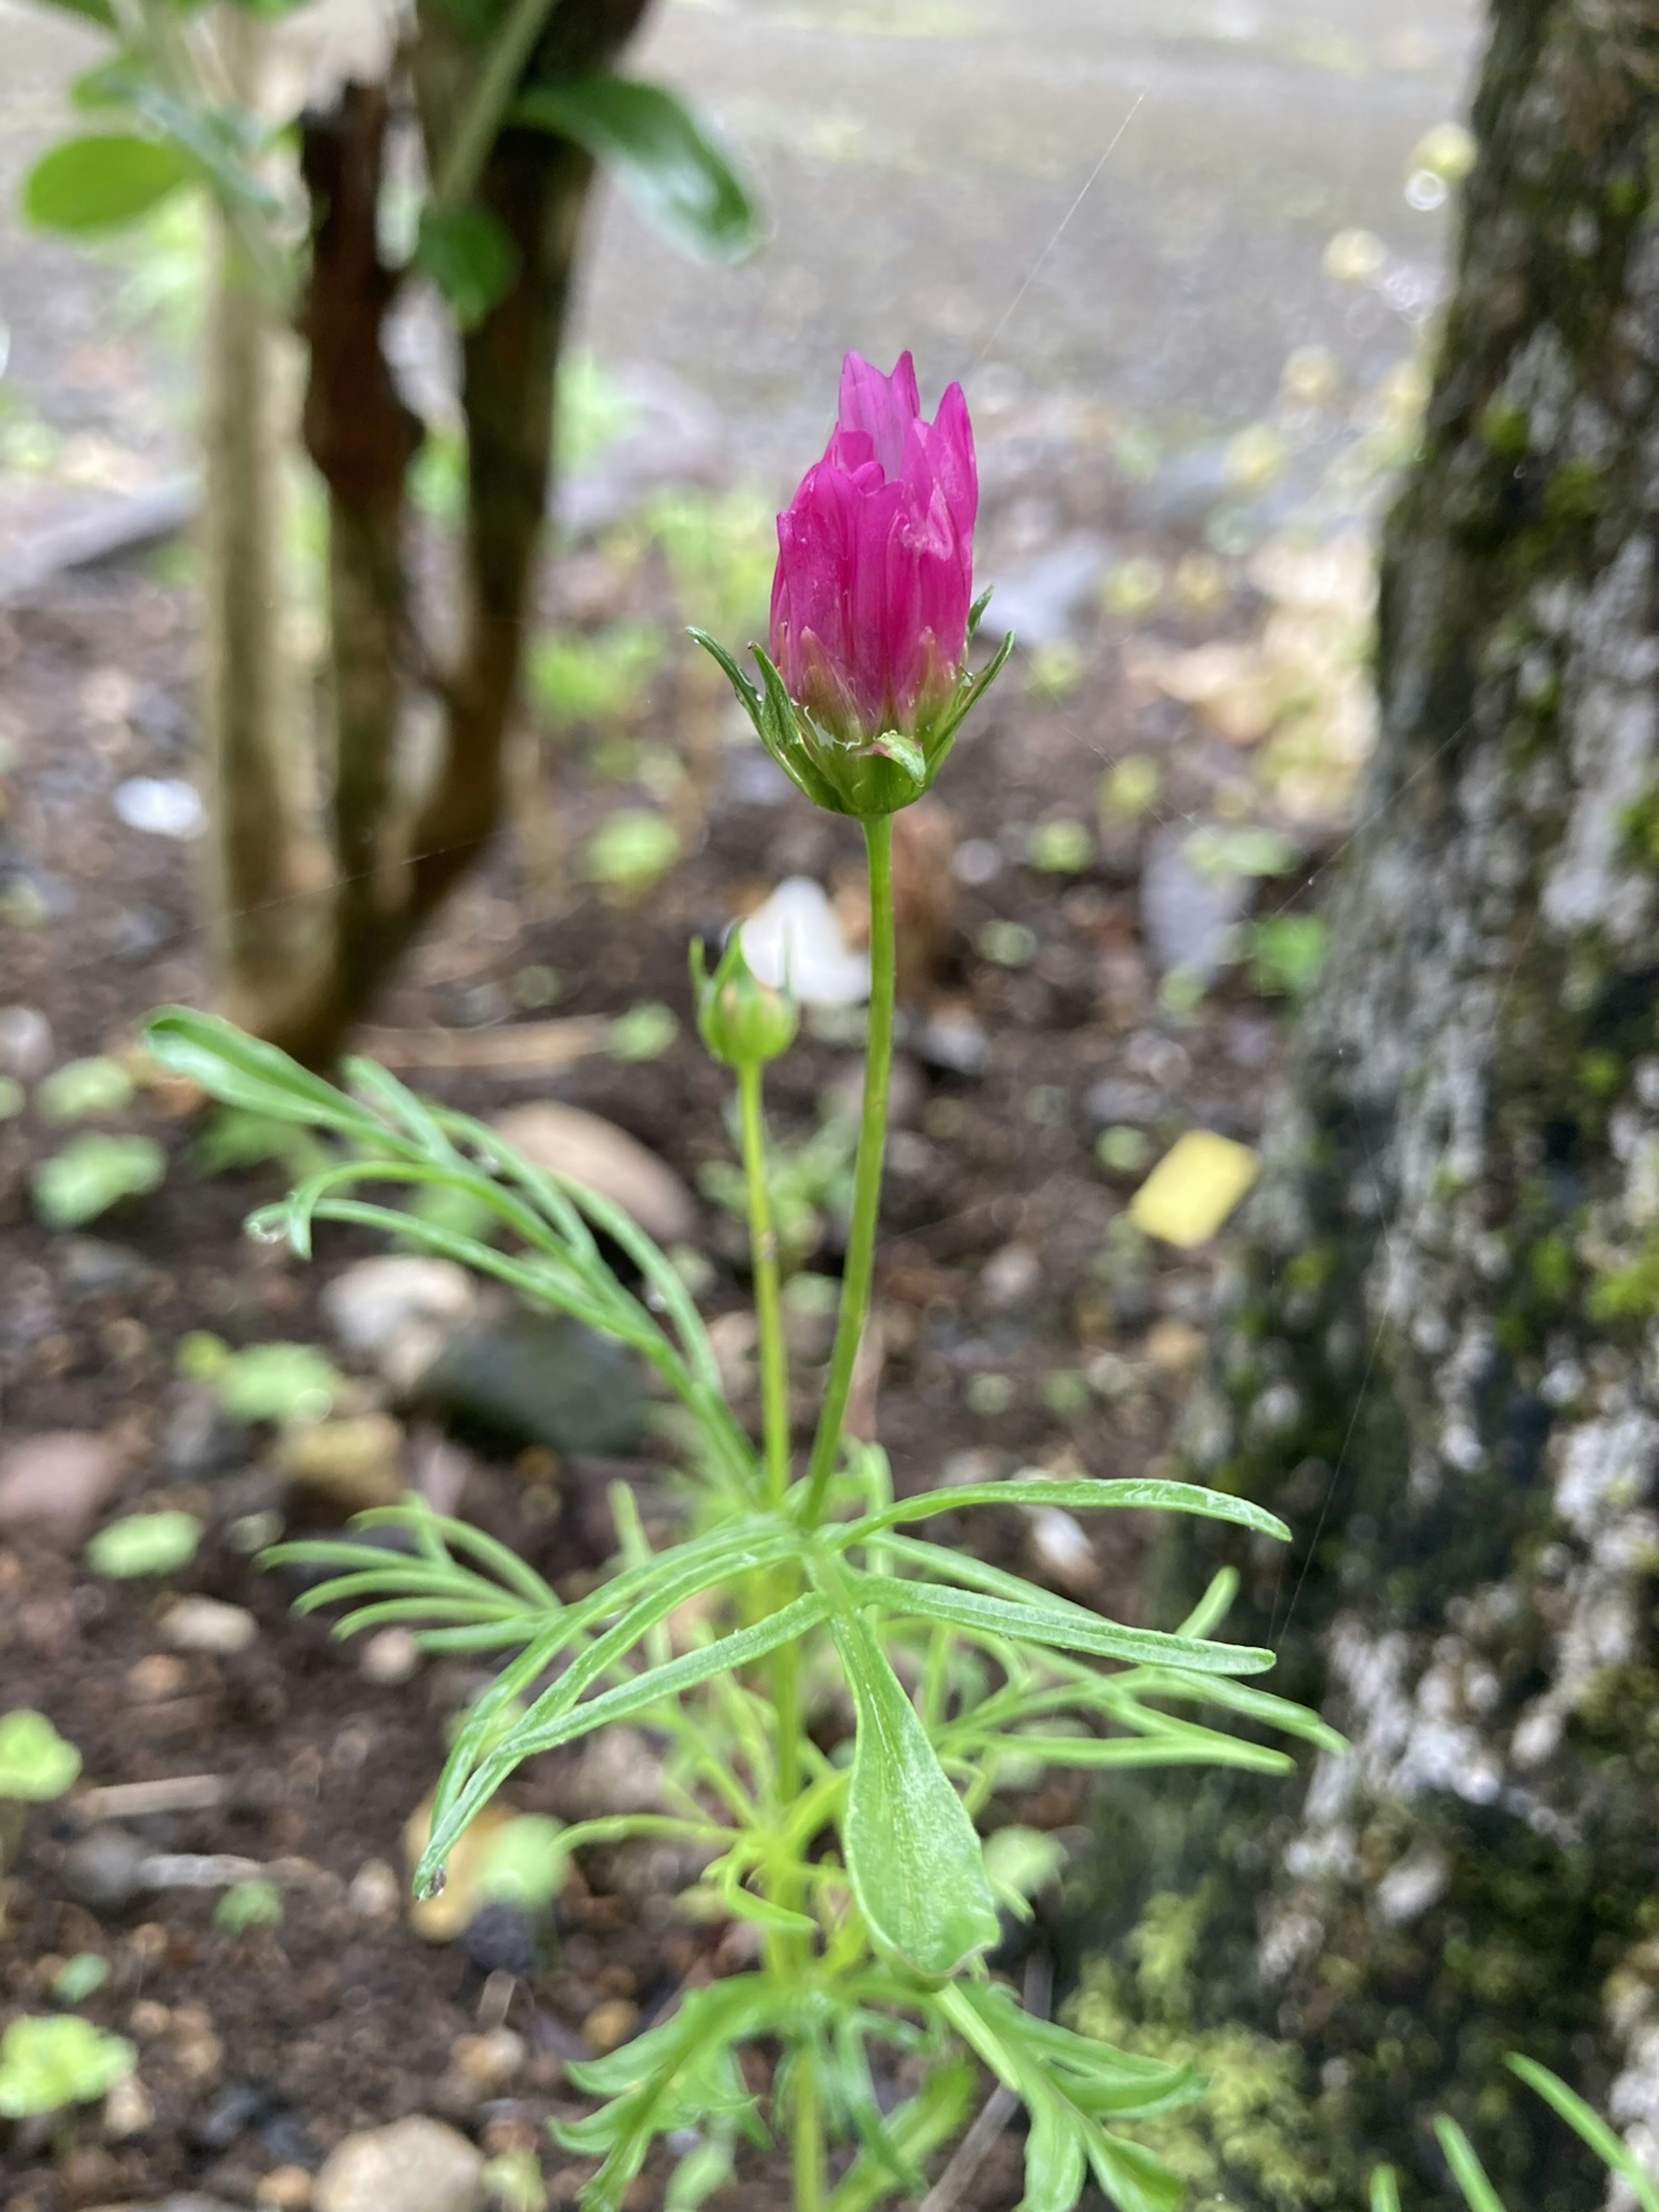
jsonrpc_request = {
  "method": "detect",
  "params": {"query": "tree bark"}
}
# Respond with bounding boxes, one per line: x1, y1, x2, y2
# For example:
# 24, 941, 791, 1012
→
1089, 3, 1659, 2205
202, 13, 327, 1039
236, 0, 654, 1067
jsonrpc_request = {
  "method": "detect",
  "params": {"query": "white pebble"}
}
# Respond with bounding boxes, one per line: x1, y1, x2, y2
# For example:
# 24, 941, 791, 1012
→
161, 1597, 259, 1656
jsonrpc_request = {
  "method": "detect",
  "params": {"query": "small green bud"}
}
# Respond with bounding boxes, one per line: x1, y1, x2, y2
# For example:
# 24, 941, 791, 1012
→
690, 934, 799, 1070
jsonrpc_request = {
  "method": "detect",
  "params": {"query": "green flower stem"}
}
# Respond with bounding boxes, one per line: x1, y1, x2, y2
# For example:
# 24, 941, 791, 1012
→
738, 1061, 792, 1507
737, 1059, 804, 1814
804, 813, 896, 1522
794, 2056, 825, 2212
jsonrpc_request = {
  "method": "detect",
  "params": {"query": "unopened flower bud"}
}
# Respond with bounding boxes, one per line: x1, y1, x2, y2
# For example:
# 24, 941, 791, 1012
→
692, 351, 1012, 819
690, 934, 799, 1069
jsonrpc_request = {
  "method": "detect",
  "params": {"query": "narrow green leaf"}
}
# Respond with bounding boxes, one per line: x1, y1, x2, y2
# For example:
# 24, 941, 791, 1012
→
835, 1477, 1291, 1549
1507, 2056, 1659, 2212
1176, 1565, 1239, 1640
144, 1010, 382, 1138
419, 1592, 826, 1890
1126, 1669, 1347, 1755
825, 2058, 977, 2212
687, 626, 762, 725
1024, 2091, 1088, 2212
857, 1569, 1275, 1677
1433, 2117, 1507, 2212
827, 1573, 999, 1978
29, 0, 118, 26
969, 1730, 1294, 1776
25, 133, 193, 231
512, 76, 762, 264
341, 1058, 464, 1163
1085, 2126, 1185, 2212
1370, 2170, 1403, 2212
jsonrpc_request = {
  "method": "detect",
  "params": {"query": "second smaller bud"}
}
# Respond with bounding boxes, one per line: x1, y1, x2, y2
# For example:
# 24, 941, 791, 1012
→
691, 933, 799, 1070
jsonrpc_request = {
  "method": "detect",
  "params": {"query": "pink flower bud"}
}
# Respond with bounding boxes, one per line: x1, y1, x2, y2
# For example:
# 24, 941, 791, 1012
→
772, 351, 978, 744
691, 352, 1011, 818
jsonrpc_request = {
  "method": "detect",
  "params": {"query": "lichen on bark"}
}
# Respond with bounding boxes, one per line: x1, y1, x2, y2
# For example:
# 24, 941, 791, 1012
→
1079, 3, 1659, 2204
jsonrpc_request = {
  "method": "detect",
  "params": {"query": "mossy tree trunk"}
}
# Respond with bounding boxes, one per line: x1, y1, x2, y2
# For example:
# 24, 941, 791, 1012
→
1093, 3, 1659, 2204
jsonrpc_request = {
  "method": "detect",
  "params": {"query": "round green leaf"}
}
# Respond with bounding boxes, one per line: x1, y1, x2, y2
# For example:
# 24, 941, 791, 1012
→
86, 1510, 202, 1580
25, 134, 194, 234
0, 1710, 82, 1802
0, 2015, 135, 2117
513, 78, 763, 266
32, 1134, 166, 1227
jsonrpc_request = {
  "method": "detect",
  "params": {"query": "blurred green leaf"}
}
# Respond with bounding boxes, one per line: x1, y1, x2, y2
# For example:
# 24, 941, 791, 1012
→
215, 1342, 340, 1425
529, 623, 663, 726
0, 1710, 82, 1801
25, 134, 193, 233
36, 1055, 136, 1124
0, 2016, 135, 2118
50, 1953, 109, 2005
982, 1825, 1067, 1917
585, 809, 680, 894
214, 1877, 283, 1934
1249, 913, 1327, 998
86, 1510, 202, 1580
609, 1002, 679, 1062
513, 77, 763, 265
1506, 2057, 1659, 2212
1433, 2118, 1506, 2212
33, 1133, 165, 1226
477, 1814, 569, 1910
415, 203, 519, 330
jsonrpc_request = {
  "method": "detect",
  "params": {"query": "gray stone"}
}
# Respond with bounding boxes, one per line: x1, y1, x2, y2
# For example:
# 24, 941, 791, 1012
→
411, 1312, 643, 1459
0, 1004, 53, 1078
313, 2115, 484, 2212
321, 1255, 477, 1367
1139, 823, 1252, 980
915, 1009, 990, 1076
57, 1237, 152, 1297
160, 1389, 248, 1480
1084, 1077, 1167, 1127
61, 1825, 150, 1914
989, 531, 1111, 645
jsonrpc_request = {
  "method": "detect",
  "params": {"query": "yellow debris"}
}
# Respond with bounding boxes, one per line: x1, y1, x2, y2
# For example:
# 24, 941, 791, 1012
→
402, 1793, 516, 1942
1129, 1131, 1260, 1249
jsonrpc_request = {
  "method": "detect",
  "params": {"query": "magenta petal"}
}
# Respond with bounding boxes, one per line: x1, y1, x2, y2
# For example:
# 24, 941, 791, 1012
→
772, 350, 979, 745
837, 351, 922, 481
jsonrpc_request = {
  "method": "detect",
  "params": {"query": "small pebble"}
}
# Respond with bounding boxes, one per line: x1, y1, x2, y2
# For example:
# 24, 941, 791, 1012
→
582, 1998, 639, 2055
130, 1999, 172, 2039
360, 1627, 420, 1686
451, 2027, 525, 2090
256, 2167, 315, 2211
103, 2072, 155, 2138
312, 2114, 483, 2212
1143, 1318, 1205, 1375
128, 1652, 191, 1702
347, 1859, 401, 1921
162, 1596, 259, 1656
175, 2024, 226, 2086
1027, 1507, 1097, 1595
981, 1241, 1041, 1309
